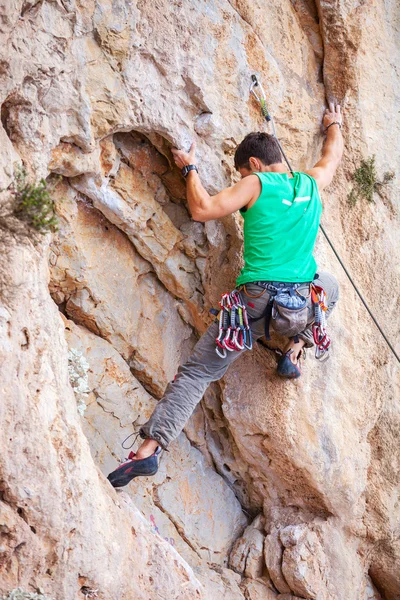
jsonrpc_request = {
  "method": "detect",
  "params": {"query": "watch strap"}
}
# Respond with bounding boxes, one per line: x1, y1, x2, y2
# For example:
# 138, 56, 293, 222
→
182, 164, 198, 178
323, 122, 342, 134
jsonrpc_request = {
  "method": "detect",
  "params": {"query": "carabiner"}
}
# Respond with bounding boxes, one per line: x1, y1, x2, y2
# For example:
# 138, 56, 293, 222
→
249, 74, 272, 123
249, 74, 264, 102
233, 329, 245, 351
223, 328, 236, 350
216, 345, 227, 359
244, 329, 253, 351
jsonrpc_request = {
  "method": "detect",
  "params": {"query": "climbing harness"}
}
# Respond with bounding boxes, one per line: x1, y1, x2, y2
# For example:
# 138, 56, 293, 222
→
246, 281, 308, 341
215, 290, 252, 358
249, 73, 400, 364
311, 284, 331, 361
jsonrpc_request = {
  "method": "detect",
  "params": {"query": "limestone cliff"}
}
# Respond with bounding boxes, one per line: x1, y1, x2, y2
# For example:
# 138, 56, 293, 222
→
0, 1, 399, 599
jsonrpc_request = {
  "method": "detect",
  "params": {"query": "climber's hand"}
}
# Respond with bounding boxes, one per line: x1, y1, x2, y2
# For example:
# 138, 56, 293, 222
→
323, 102, 342, 130
171, 142, 196, 168
306, 101, 344, 190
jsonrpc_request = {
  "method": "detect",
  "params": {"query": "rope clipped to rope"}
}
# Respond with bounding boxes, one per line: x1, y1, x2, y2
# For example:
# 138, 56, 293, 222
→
249, 73, 400, 364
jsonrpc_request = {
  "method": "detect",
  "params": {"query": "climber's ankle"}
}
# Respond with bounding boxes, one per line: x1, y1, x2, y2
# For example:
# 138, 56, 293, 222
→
285, 338, 305, 364
134, 438, 159, 460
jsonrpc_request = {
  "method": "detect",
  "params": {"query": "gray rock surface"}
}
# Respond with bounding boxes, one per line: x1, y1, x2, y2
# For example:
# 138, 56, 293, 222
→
0, 0, 399, 598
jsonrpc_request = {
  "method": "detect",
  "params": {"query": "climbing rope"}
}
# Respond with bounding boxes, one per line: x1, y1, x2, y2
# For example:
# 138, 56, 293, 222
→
249, 74, 400, 364
319, 223, 399, 363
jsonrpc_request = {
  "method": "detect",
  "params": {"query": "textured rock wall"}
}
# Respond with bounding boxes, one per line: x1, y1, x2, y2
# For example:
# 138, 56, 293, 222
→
0, 1, 399, 599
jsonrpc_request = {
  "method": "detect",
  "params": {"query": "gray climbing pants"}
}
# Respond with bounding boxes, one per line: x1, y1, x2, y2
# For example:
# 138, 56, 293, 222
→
140, 272, 339, 449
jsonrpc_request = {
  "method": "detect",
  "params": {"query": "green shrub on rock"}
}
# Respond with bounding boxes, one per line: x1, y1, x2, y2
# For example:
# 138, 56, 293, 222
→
348, 155, 395, 205
12, 167, 58, 233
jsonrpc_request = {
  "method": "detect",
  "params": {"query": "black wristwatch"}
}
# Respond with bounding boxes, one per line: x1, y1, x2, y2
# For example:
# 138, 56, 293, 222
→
181, 164, 198, 178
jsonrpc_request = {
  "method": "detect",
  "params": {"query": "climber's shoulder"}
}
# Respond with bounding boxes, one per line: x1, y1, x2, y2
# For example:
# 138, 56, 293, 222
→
304, 167, 327, 191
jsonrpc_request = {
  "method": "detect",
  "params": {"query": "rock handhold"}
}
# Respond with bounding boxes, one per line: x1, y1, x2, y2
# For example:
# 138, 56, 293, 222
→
242, 578, 279, 599
229, 514, 266, 579
280, 525, 328, 600
277, 595, 307, 600
50, 180, 195, 396
264, 529, 292, 594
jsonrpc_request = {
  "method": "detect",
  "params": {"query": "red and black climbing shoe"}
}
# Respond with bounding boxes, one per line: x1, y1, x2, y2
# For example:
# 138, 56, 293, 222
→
277, 349, 302, 379
107, 447, 161, 488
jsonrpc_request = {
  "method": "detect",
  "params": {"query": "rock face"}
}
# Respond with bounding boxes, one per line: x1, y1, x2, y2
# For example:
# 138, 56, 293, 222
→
0, 1, 399, 600
0, 244, 204, 600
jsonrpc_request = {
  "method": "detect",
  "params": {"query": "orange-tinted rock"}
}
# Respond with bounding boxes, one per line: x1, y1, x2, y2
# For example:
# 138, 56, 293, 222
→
0, 0, 399, 598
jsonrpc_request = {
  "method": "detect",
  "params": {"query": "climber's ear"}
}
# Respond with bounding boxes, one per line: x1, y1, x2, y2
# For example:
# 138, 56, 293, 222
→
248, 157, 261, 172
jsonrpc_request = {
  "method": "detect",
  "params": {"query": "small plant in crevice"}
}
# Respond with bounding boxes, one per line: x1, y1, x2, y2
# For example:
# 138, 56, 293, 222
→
68, 348, 91, 416
11, 166, 58, 233
1, 588, 55, 600
348, 155, 395, 206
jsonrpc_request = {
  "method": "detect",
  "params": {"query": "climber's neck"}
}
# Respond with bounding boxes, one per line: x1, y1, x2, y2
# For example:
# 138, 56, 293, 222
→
238, 162, 293, 180
255, 162, 290, 174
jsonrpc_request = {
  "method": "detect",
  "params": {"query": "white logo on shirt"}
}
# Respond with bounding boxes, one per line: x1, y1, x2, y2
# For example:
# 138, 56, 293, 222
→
282, 195, 311, 206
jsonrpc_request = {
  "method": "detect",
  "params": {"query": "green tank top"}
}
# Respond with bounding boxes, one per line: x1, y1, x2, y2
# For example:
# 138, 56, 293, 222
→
236, 171, 322, 286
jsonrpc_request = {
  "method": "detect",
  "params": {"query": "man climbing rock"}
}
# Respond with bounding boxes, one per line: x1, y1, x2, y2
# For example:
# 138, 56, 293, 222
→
107, 103, 343, 488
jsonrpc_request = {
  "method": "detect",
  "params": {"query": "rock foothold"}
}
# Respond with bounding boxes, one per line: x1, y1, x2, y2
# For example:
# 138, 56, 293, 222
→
229, 514, 266, 579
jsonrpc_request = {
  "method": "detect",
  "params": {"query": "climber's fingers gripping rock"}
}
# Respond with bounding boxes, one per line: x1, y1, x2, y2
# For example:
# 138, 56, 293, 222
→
323, 102, 342, 129
171, 141, 196, 169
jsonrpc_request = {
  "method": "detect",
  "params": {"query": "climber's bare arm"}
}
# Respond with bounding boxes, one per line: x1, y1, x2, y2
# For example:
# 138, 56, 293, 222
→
185, 172, 260, 222
171, 143, 260, 222
306, 103, 344, 192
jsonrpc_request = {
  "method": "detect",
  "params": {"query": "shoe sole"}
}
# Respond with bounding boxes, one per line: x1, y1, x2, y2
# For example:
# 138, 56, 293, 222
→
277, 357, 301, 379
277, 370, 301, 379
107, 464, 159, 488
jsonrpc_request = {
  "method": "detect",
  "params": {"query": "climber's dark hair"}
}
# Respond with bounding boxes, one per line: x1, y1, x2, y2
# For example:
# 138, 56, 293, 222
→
234, 132, 282, 170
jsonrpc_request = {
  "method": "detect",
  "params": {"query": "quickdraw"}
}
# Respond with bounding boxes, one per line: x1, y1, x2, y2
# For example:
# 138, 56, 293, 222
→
311, 284, 331, 361
215, 290, 252, 359
249, 74, 293, 175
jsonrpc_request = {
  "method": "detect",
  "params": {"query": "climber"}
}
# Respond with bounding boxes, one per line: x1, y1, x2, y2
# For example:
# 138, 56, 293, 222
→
107, 103, 343, 488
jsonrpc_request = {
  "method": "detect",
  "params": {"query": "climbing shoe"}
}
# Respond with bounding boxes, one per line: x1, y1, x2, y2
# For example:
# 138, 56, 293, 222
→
107, 447, 161, 488
277, 350, 302, 379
